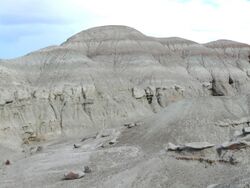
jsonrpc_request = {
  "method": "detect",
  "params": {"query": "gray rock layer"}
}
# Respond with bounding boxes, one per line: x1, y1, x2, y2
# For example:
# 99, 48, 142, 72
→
1, 25, 250, 188
1, 25, 250, 148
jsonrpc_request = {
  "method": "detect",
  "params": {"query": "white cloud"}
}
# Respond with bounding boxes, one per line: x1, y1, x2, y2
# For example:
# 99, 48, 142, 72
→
0, 0, 250, 58
67, 0, 250, 44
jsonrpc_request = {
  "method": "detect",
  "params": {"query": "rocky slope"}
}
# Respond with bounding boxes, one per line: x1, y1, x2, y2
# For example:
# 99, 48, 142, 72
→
1, 25, 250, 188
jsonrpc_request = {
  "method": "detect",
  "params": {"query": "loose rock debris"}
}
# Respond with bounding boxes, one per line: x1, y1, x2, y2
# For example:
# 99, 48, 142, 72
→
124, 121, 143, 129
174, 156, 238, 165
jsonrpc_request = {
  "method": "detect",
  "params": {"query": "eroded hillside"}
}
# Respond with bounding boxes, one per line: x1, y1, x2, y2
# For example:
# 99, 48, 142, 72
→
1, 25, 250, 188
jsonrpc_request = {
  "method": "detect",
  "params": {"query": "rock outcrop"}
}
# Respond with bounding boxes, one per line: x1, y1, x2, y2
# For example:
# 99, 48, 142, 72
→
1, 26, 249, 148
1, 25, 250, 188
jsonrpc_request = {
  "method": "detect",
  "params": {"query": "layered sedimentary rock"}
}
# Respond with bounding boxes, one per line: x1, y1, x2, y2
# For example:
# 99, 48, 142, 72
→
1, 25, 250, 188
0, 25, 250, 148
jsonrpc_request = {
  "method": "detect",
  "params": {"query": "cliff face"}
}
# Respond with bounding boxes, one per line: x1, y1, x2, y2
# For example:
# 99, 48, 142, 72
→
0, 25, 250, 148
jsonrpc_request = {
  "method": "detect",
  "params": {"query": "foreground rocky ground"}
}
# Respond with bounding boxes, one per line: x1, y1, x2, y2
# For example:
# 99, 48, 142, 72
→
2, 95, 250, 187
1, 25, 250, 187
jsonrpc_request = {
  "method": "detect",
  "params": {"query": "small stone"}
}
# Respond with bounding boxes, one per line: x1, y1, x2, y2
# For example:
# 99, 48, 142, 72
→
132, 87, 145, 99
73, 144, 81, 149
229, 155, 237, 165
207, 184, 219, 188
174, 85, 181, 90
202, 82, 212, 89
184, 142, 215, 150
84, 166, 91, 173
124, 123, 136, 128
247, 70, 250, 77
167, 143, 183, 151
96, 129, 115, 139
5, 160, 10, 165
63, 171, 85, 180
36, 146, 43, 152
109, 138, 118, 145
29, 146, 43, 154
243, 127, 250, 134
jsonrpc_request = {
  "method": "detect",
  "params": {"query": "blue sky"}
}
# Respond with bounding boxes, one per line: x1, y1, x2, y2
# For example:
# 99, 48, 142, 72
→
1, 0, 250, 59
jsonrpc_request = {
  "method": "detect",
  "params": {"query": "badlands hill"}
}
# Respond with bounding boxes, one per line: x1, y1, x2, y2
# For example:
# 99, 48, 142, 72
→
1, 25, 250, 188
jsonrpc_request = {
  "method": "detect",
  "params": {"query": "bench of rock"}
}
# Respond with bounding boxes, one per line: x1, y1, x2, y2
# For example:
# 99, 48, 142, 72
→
167, 142, 215, 151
